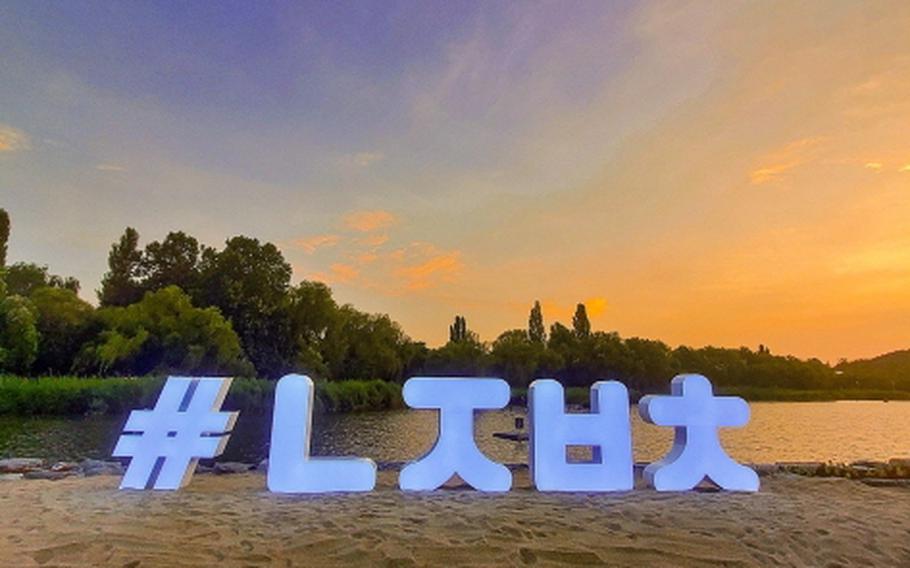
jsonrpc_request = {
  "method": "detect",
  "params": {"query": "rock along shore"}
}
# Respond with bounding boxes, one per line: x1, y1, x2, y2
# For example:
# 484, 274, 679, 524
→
2, 456, 910, 487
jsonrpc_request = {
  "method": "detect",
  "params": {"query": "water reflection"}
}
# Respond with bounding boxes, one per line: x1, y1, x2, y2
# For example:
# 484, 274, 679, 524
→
1, 401, 907, 465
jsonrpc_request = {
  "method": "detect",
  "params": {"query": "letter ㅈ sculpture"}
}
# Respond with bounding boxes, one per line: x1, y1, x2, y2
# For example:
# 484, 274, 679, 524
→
528, 379, 633, 491
267, 374, 376, 493
399, 377, 512, 491
115, 374, 758, 493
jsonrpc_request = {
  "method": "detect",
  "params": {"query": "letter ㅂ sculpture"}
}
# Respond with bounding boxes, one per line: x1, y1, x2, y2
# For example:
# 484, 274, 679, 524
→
529, 379, 633, 491
115, 374, 759, 493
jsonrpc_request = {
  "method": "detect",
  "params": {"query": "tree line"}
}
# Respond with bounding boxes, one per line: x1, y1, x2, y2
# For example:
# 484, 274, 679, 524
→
0, 208, 905, 392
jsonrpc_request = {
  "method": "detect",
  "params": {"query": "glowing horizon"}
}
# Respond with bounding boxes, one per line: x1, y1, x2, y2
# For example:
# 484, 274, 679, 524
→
3, 2, 909, 362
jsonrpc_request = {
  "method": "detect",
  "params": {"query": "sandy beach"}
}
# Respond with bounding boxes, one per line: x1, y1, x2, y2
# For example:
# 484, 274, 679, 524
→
1, 470, 908, 567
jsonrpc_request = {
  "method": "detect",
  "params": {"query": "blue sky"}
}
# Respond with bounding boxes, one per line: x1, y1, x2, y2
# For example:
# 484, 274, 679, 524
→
3, 1, 910, 360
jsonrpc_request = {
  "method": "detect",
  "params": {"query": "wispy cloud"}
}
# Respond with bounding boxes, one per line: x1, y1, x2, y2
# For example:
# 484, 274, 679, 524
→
0, 124, 30, 152
356, 233, 389, 247
293, 233, 342, 254
900, 164, 910, 172
393, 242, 463, 291
341, 151, 384, 168
864, 162, 884, 172
586, 297, 608, 317
95, 163, 127, 172
749, 137, 826, 185
311, 262, 359, 284
343, 209, 398, 232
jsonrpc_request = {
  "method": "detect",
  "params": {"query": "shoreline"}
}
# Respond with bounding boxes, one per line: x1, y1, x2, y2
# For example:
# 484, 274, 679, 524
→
1, 468, 908, 566
2, 375, 909, 419
2, 455, 909, 485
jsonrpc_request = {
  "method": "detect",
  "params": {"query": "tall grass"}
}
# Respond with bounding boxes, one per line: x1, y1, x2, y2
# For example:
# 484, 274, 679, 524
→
2, 376, 904, 417
716, 385, 910, 402
0, 375, 403, 416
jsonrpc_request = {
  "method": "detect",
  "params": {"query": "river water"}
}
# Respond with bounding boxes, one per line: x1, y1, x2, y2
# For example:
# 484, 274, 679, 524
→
0, 401, 907, 465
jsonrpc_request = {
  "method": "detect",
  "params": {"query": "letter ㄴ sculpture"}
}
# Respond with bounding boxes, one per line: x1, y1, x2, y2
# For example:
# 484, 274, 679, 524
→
267, 374, 376, 493
399, 377, 512, 491
639, 374, 759, 492
529, 379, 633, 491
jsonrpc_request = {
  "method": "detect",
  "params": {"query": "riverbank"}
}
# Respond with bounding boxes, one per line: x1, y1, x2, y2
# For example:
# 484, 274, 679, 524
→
0, 375, 403, 415
1, 467, 908, 566
1, 375, 908, 417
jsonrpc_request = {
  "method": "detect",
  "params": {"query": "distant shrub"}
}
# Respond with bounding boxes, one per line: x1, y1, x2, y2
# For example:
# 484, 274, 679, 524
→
78, 286, 254, 376
0, 375, 402, 416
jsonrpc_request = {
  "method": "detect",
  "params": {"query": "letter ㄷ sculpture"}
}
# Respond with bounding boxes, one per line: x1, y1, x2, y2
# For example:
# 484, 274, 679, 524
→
398, 377, 512, 491
529, 379, 633, 491
639, 374, 759, 492
267, 374, 376, 493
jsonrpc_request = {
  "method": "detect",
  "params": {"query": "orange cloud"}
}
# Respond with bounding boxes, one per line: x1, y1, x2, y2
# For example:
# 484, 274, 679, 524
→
899, 164, 910, 172
343, 210, 397, 232
393, 243, 463, 291
586, 297, 608, 317
356, 233, 389, 247
96, 163, 127, 172
864, 162, 884, 172
342, 151, 384, 168
537, 298, 608, 322
0, 124, 29, 152
749, 137, 825, 185
311, 263, 359, 285
294, 234, 342, 254
353, 252, 379, 264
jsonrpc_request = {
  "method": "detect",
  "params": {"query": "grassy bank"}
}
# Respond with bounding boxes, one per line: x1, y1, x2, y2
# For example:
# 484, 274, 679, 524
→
0, 376, 403, 416
1, 376, 907, 416
510, 385, 910, 407
716, 385, 910, 402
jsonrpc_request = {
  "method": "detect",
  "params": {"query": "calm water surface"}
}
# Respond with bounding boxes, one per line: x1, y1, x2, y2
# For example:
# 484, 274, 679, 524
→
0, 401, 907, 464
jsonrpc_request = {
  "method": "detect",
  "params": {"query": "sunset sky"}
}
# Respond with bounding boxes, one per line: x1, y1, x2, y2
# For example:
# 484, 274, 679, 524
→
2, 1, 909, 362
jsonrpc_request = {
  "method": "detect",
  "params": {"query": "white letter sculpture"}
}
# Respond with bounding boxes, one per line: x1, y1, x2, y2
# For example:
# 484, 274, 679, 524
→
529, 379, 633, 491
267, 374, 376, 493
639, 374, 759, 492
113, 377, 238, 490
399, 377, 511, 491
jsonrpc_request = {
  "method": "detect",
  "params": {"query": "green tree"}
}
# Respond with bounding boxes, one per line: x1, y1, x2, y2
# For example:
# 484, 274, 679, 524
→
99, 227, 143, 306
623, 337, 675, 392
0, 278, 38, 374
5, 262, 80, 296
424, 339, 488, 376
0, 208, 9, 268
528, 300, 546, 343
139, 231, 202, 294
490, 329, 543, 388
449, 315, 468, 342
80, 286, 251, 376
287, 280, 339, 378
572, 303, 591, 338
324, 306, 409, 381
197, 236, 294, 377
29, 286, 97, 374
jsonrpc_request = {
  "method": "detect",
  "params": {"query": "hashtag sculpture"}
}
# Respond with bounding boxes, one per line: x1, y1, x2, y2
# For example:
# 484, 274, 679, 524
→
639, 374, 759, 492
113, 377, 238, 490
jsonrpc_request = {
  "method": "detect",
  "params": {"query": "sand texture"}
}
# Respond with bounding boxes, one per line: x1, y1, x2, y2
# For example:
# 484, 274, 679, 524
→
1, 470, 908, 567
